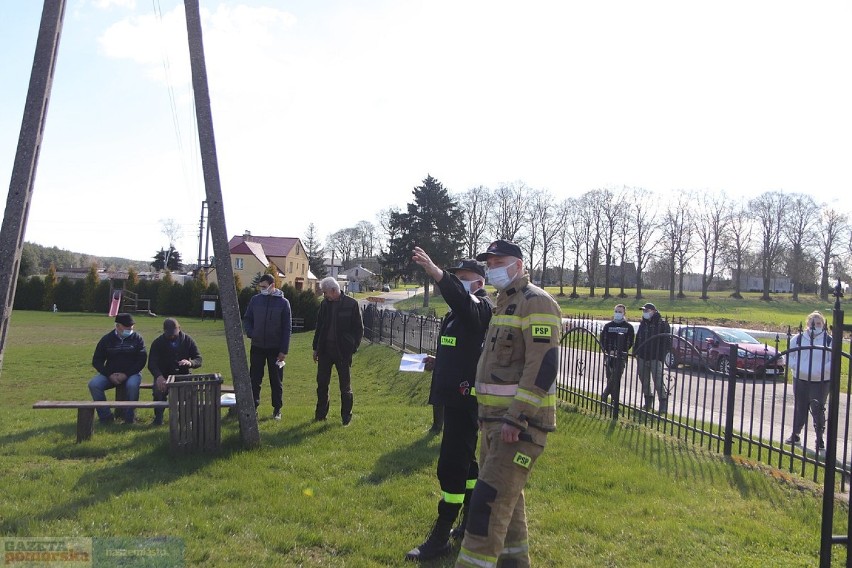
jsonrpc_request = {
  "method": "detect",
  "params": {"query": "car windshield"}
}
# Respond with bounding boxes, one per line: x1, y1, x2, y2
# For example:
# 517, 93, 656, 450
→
713, 328, 761, 344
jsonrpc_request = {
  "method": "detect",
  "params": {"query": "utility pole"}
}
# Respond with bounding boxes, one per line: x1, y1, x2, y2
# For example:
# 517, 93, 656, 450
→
184, 0, 259, 446
0, 0, 66, 378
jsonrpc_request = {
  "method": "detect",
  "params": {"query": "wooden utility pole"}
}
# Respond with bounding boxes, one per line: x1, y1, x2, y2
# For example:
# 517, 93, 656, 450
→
183, 0, 259, 447
0, 0, 66, 378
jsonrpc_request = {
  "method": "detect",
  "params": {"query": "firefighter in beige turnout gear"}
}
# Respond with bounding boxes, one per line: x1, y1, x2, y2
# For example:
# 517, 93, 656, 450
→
455, 240, 562, 568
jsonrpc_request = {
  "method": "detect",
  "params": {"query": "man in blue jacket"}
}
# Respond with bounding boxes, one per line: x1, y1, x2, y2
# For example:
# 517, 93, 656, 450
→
88, 313, 147, 424
243, 274, 292, 420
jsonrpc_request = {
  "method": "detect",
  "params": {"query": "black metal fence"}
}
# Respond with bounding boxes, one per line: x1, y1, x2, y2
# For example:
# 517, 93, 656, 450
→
559, 314, 852, 492
361, 304, 852, 491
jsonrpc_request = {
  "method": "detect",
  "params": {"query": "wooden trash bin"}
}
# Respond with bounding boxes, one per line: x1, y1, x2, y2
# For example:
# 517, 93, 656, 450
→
167, 373, 223, 454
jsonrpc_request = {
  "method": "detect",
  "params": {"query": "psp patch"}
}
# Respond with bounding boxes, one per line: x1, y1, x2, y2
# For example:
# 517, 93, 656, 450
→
531, 325, 552, 343
440, 336, 457, 347
513, 452, 532, 469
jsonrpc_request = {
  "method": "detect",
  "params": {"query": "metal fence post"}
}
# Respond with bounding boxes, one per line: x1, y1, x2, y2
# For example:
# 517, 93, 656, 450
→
723, 345, 737, 456
820, 283, 848, 567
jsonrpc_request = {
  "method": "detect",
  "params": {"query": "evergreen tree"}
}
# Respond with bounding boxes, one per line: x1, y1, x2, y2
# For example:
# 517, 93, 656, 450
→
42, 263, 57, 311
151, 247, 183, 271
304, 223, 328, 278
380, 175, 464, 305
126, 266, 139, 291
82, 263, 100, 312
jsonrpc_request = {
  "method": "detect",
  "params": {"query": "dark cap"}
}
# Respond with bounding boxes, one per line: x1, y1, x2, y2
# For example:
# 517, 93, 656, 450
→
163, 318, 180, 335
114, 313, 135, 327
447, 259, 486, 279
259, 274, 274, 285
475, 239, 523, 261
641, 303, 657, 311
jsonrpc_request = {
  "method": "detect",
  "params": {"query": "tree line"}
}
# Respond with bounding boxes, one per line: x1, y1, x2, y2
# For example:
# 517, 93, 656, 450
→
14, 264, 320, 329
308, 176, 851, 301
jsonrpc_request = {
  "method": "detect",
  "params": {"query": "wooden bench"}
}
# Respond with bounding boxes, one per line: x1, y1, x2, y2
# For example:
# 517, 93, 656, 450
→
138, 383, 235, 393
33, 400, 168, 443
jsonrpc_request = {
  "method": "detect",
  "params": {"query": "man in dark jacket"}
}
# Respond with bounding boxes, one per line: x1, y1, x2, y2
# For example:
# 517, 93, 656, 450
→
147, 318, 203, 425
600, 303, 635, 415
243, 274, 292, 420
632, 302, 671, 414
405, 248, 493, 562
312, 277, 364, 426
88, 313, 147, 424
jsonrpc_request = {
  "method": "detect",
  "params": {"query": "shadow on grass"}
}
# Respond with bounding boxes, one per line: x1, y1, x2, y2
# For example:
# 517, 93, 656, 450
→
360, 429, 441, 485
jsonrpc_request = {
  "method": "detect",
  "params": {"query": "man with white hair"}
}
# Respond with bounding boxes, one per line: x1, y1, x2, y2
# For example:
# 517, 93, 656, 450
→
312, 276, 364, 426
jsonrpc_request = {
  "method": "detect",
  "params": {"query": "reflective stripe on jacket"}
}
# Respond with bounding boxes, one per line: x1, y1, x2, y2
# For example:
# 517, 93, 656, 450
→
475, 274, 562, 446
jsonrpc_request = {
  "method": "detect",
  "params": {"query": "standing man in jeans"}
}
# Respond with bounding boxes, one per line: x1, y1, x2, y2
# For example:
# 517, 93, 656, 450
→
88, 313, 147, 424
312, 277, 363, 426
632, 302, 671, 414
243, 274, 291, 420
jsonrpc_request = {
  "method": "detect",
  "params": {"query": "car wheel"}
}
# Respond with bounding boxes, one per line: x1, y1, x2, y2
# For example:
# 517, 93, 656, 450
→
664, 352, 677, 369
718, 358, 731, 376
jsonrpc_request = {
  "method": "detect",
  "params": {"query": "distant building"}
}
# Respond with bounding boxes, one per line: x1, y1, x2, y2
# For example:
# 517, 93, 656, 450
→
340, 264, 377, 293
206, 232, 315, 291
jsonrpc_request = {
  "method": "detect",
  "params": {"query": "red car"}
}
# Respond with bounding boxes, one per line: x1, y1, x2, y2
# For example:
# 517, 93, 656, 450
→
665, 325, 785, 377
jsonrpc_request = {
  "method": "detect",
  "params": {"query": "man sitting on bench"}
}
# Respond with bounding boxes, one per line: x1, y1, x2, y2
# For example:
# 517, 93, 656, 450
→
88, 313, 147, 424
147, 318, 203, 426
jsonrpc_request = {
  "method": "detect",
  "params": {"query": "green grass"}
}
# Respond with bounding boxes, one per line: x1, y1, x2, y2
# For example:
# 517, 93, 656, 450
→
397, 287, 838, 331
0, 311, 847, 566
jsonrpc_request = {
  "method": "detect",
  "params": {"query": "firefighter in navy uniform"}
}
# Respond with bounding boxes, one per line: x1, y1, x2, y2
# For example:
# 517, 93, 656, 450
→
406, 248, 493, 562
600, 303, 635, 414
455, 240, 562, 568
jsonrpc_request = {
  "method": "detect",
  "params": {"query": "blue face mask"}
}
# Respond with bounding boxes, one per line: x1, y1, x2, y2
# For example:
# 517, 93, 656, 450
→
120, 329, 133, 338
613, 312, 624, 322
642, 311, 652, 320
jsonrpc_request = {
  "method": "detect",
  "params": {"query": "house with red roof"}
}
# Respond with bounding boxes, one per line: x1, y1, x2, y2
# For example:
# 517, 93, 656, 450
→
206, 231, 315, 291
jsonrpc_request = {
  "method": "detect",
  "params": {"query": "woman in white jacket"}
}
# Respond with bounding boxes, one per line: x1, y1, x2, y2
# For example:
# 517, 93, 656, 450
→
785, 311, 833, 450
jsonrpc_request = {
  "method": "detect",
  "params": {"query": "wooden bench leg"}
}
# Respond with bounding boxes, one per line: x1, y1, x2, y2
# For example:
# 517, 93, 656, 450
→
77, 408, 95, 443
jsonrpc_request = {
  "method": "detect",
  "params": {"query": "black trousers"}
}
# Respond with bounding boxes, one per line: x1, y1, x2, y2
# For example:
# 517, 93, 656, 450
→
315, 342, 353, 420
249, 345, 283, 410
437, 395, 479, 499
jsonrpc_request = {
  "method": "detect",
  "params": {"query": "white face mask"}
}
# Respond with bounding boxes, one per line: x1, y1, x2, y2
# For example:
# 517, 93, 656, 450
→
486, 264, 516, 290
812, 325, 824, 334
613, 312, 624, 322
260, 287, 272, 296
460, 280, 474, 293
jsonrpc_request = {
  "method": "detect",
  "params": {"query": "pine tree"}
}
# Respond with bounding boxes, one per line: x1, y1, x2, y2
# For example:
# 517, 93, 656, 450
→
42, 263, 57, 311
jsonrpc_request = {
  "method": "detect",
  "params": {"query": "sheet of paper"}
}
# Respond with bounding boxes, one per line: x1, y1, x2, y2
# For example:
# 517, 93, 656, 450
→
399, 352, 429, 372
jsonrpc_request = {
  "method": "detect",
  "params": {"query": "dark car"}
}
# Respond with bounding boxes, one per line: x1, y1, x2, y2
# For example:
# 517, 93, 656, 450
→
665, 325, 785, 377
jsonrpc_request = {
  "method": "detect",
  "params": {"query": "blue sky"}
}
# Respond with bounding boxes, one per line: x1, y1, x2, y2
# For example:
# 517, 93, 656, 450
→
2, 0, 851, 263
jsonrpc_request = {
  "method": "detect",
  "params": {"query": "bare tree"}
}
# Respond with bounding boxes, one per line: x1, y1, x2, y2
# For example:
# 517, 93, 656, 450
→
614, 191, 635, 298
522, 188, 544, 276
632, 188, 659, 300
531, 189, 563, 286
783, 193, 819, 301
695, 192, 731, 299
726, 201, 754, 298
376, 207, 401, 255
159, 218, 182, 268
580, 190, 604, 297
565, 198, 591, 298
659, 196, 692, 301
354, 220, 377, 259
599, 187, 623, 299
457, 185, 491, 258
818, 206, 849, 300
489, 181, 529, 243
749, 191, 790, 301
327, 228, 358, 267
555, 198, 576, 296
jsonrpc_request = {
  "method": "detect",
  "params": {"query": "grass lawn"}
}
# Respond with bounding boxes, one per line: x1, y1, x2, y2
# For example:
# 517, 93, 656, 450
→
0, 311, 847, 566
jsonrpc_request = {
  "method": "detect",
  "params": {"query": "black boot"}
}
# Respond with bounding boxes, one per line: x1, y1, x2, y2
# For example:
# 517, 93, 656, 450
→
405, 500, 460, 561
450, 488, 474, 539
